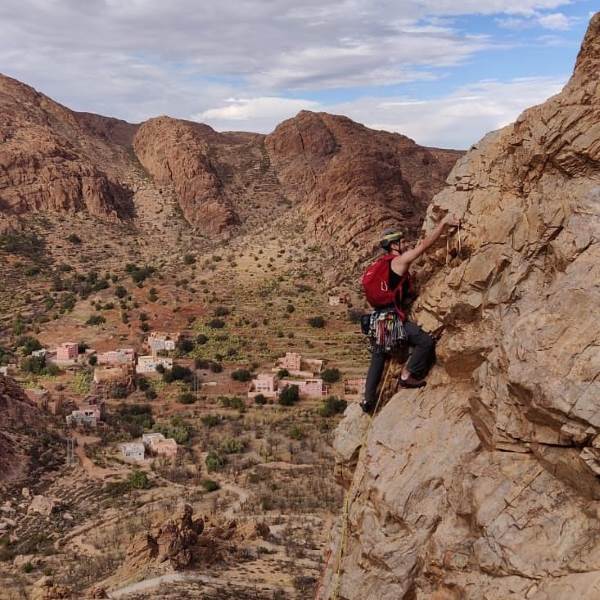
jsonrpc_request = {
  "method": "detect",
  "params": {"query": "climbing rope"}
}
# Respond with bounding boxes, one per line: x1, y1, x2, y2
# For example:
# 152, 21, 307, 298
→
329, 361, 394, 600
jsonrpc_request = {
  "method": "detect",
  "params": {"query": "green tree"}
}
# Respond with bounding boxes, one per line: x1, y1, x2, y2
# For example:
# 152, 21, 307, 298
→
278, 384, 299, 406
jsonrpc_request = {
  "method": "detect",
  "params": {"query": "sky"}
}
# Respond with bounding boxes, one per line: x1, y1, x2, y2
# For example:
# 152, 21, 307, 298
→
0, 1, 597, 149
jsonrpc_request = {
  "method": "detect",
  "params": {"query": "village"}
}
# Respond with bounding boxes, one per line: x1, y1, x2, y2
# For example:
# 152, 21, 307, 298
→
3, 326, 367, 468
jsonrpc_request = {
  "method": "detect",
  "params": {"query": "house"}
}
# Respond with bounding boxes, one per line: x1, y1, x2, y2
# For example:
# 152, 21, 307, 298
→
328, 296, 341, 306
0, 364, 17, 376
0, 366, 7, 376
97, 348, 135, 366
31, 348, 47, 358
277, 352, 302, 372
276, 352, 323, 377
55, 342, 79, 363
248, 373, 279, 399
280, 378, 328, 398
136, 355, 173, 374
344, 378, 366, 398
147, 332, 180, 355
119, 442, 145, 463
66, 405, 102, 427
142, 433, 178, 458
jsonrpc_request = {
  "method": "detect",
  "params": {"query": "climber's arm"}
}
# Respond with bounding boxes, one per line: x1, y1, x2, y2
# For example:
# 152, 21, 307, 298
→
392, 214, 459, 272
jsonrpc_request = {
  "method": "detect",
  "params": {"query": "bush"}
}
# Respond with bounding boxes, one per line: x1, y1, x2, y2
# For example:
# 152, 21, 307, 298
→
176, 338, 195, 354
254, 394, 267, 405
86, 315, 106, 326
214, 306, 230, 317
111, 384, 130, 399
15, 336, 42, 355
67, 233, 82, 244
319, 396, 348, 417
209, 361, 223, 373
289, 425, 305, 440
115, 285, 127, 299
184, 254, 196, 265
140, 322, 150, 332
278, 384, 299, 406
221, 437, 246, 454
321, 368, 341, 384
277, 368, 289, 378
196, 334, 208, 345
201, 414, 222, 428
178, 392, 196, 404
207, 318, 225, 329
137, 377, 150, 391
205, 451, 226, 472
88, 355, 98, 366
286, 304, 295, 313
231, 369, 252, 382
307, 316, 326, 328
129, 470, 151, 490
220, 396, 245, 411
201, 479, 220, 492
144, 388, 157, 400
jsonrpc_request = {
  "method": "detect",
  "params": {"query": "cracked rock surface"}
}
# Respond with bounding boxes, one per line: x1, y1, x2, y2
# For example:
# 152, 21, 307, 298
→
320, 13, 600, 600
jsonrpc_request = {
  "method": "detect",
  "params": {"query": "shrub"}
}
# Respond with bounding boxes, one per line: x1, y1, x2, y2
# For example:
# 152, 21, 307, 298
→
209, 361, 223, 373
86, 315, 106, 326
254, 394, 267, 405
321, 368, 341, 384
115, 286, 127, 298
178, 392, 196, 405
201, 414, 221, 428
183, 254, 196, 265
278, 384, 299, 406
319, 396, 348, 417
176, 338, 195, 354
194, 358, 210, 369
129, 470, 151, 490
88, 355, 98, 366
231, 369, 252, 382
220, 396, 245, 410
207, 318, 225, 329
201, 479, 220, 492
221, 437, 246, 454
214, 306, 230, 317
15, 336, 42, 355
67, 233, 82, 244
144, 388, 157, 400
307, 316, 326, 328
205, 451, 226, 472
196, 334, 208, 345
277, 368, 289, 378
289, 425, 305, 440
137, 377, 150, 391
286, 304, 295, 313
140, 322, 150, 332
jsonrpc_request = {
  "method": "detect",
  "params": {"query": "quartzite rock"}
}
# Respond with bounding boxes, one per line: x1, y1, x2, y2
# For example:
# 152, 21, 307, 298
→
322, 12, 600, 600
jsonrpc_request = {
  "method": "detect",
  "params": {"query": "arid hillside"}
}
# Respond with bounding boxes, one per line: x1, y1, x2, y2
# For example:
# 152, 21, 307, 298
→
321, 12, 600, 600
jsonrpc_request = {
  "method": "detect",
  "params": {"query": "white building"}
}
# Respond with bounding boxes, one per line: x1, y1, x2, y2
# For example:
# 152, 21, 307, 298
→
66, 406, 102, 427
136, 355, 173, 374
119, 442, 145, 463
248, 373, 279, 399
31, 348, 47, 358
147, 332, 180, 355
97, 348, 135, 366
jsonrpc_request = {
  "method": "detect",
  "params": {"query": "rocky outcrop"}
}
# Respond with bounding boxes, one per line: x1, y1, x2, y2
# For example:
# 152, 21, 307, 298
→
0, 74, 133, 220
0, 376, 60, 483
322, 13, 600, 600
266, 111, 462, 263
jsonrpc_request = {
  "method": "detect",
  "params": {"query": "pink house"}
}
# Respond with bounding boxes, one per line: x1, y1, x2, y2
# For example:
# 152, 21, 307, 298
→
154, 438, 178, 458
97, 348, 135, 366
248, 373, 279, 399
344, 378, 367, 398
56, 342, 79, 362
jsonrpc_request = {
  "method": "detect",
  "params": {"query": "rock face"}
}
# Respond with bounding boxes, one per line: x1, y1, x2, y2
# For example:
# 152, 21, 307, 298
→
266, 111, 462, 262
0, 375, 58, 483
322, 13, 600, 600
0, 74, 134, 220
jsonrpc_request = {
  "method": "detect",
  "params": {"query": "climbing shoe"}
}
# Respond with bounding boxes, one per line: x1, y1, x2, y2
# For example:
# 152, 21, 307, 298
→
360, 399, 376, 415
399, 375, 426, 389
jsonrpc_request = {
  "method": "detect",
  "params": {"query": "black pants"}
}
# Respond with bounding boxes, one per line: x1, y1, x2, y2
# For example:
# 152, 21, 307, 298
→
363, 321, 435, 406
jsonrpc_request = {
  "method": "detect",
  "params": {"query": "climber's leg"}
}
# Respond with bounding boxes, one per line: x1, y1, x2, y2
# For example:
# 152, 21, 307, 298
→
361, 349, 387, 413
400, 321, 435, 386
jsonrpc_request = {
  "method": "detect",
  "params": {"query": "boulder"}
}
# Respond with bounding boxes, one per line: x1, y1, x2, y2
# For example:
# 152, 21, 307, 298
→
28, 495, 58, 516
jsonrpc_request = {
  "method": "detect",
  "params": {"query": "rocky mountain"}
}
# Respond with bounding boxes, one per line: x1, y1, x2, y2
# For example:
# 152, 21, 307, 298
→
266, 111, 462, 258
0, 75, 134, 220
0, 72, 460, 261
0, 376, 61, 484
321, 12, 600, 600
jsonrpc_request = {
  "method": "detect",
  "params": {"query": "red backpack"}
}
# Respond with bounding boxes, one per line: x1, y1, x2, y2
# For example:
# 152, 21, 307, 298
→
361, 254, 413, 321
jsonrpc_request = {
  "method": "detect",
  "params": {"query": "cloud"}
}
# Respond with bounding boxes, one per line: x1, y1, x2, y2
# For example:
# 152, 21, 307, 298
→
497, 10, 575, 30
193, 97, 320, 131
199, 76, 567, 148
537, 12, 572, 30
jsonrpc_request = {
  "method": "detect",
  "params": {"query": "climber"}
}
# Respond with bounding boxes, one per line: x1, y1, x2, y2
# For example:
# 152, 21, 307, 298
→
360, 214, 459, 414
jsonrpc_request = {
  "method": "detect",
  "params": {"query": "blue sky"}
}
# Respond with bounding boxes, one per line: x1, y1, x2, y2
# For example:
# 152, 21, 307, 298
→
0, 1, 597, 148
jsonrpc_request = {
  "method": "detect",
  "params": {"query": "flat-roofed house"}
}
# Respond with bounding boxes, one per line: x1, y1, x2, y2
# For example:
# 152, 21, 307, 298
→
119, 442, 145, 463
55, 342, 79, 363
279, 378, 328, 398
97, 348, 135, 366
147, 332, 180, 355
248, 373, 279, 399
136, 355, 173, 374
66, 405, 102, 427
